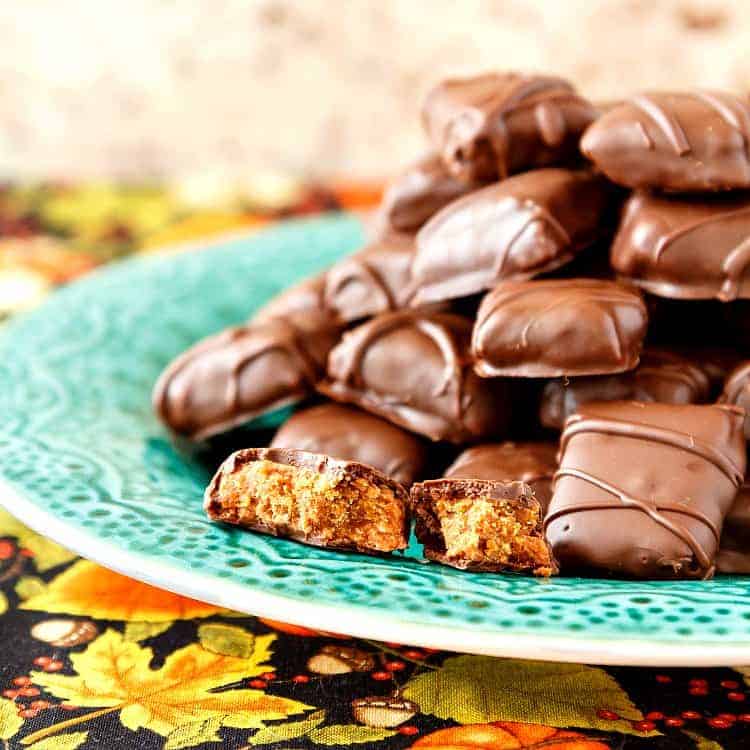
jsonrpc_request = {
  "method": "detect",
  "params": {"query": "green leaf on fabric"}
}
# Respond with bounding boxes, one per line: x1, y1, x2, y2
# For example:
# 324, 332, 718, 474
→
15, 576, 47, 600
163, 717, 224, 748
198, 623, 256, 658
26, 731, 89, 749
123, 621, 174, 642
0, 697, 23, 740
683, 729, 724, 749
248, 710, 326, 745
0, 510, 76, 572
0, 591, 7, 617
308, 724, 396, 745
402, 655, 651, 736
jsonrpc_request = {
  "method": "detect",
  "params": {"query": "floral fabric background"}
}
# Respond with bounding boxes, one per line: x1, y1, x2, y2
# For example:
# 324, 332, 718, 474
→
0, 180, 749, 749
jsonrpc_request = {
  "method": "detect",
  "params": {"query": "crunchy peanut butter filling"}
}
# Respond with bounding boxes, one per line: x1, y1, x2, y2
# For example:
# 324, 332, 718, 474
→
434, 497, 554, 574
216, 459, 405, 551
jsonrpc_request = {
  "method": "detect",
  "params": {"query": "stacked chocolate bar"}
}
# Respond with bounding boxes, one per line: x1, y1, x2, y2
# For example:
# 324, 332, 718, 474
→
155, 73, 750, 580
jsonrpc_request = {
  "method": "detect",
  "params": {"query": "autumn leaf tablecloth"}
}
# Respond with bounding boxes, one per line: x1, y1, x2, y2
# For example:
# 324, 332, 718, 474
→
1, 179, 750, 749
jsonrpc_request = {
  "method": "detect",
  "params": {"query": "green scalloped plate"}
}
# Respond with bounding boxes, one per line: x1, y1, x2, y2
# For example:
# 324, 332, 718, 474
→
1, 214, 750, 666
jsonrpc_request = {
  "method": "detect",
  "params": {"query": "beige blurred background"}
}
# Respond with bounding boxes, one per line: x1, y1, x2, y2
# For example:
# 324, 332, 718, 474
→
0, 0, 747, 182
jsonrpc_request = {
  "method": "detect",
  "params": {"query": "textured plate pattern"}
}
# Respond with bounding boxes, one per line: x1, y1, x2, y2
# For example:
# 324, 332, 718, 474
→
1, 214, 750, 654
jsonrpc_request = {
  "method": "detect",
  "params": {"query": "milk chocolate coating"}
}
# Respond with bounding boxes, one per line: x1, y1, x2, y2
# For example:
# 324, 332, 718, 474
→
410, 169, 614, 305
253, 274, 328, 323
472, 279, 647, 377
546, 401, 746, 579
153, 310, 341, 440
674, 347, 742, 395
720, 360, 750, 438
270, 403, 426, 485
377, 153, 484, 233
581, 91, 750, 191
323, 232, 416, 323
611, 191, 750, 301
205, 447, 409, 554
540, 349, 712, 429
717, 482, 750, 574
318, 310, 512, 443
446, 442, 557, 512
423, 72, 596, 182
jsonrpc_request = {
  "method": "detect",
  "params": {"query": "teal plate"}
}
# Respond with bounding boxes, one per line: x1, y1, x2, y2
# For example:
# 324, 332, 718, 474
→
1, 214, 750, 666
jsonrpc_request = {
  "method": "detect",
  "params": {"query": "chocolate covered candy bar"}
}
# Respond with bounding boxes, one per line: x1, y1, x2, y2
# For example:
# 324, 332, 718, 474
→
472, 279, 647, 377
581, 91, 750, 191
545, 402, 746, 579
410, 478, 556, 575
423, 72, 596, 182
205, 447, 409, 553
720, 359, 750, 438
270, 403, 426, 485
318, 310, 512, 443
153, 311, 340, 440
540, 349, 711, 429
611, 191, 750, 301
253, 274, 329, 323
445, 442, 557, 512
410, 169, 614, 305
717, 482, 750, 574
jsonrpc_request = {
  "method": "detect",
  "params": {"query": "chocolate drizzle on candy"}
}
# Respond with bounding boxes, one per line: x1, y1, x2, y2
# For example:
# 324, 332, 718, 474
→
423, 72, 597, 182
546, 402, 746, 579
319, 310, 512, 443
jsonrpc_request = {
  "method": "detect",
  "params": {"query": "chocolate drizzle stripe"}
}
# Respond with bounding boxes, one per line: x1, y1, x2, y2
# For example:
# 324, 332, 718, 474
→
630, 94, 691, 156
693, 90, 750, 156
327, 259, 397, 311
722, 361, 750, 403
653, 205, 750, 262
340, 313, 465, 419
635, 365, 706, 391
719, 235, 750, 301
547, 467, 717, 576
560, 415, 744, 486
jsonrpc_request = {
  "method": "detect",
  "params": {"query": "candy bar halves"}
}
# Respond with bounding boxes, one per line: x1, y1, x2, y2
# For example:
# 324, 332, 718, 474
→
205, 448, 409, 554
318, 310, 512, 443
545, 402, 746, 579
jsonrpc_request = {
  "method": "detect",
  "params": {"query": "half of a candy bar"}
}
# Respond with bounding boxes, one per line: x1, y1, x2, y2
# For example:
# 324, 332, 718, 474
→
611, 191, 750, 301
720, 359, 750, 438
445, 442, 558, 512
472, 279, 647, 377
318, 310, 512, 443
205, 447, 409, 554
422, 72, 597, 182
539, 349, 711, 430
410, 478, 556, 575
581, 91, 750, 192
546, 402, 746, 579
270, 403, 426, 485
410, 169, 614, 305
153, 310, 340, 440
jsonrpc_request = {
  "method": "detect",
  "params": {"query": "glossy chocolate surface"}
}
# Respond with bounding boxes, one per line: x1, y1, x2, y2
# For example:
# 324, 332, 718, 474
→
540, 349, 712, 429
717, 482, 750, 574
410, 169, 614, 305
720, 359, 750, 438
318, 310, 512, 443
423, 72, 596, 182
472, 279, 647, 377
271, 403, 426, 485
581, 91, 750, 191
611, 191, 750, 301
546, 401, 746, 579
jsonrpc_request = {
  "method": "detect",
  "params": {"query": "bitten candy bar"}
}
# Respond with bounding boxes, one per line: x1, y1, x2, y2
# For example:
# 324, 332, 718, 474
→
445, 442, 557, 512
611, 191, 750, 301
410, 478, 555, 575
410, 169, 614, 305
423, 72, 596, 182
323, 232, 416, 323
719, 359, 750, 438
376, 153, 484, 233
205, 447, 409, 554
318, 310, 512, 443
545, 402, 746, 579
581, 91, 750, 192
153, 311, 341, 440
539, 349, 711, 430
472, 279, 647, 377
270, 403, 426, 485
